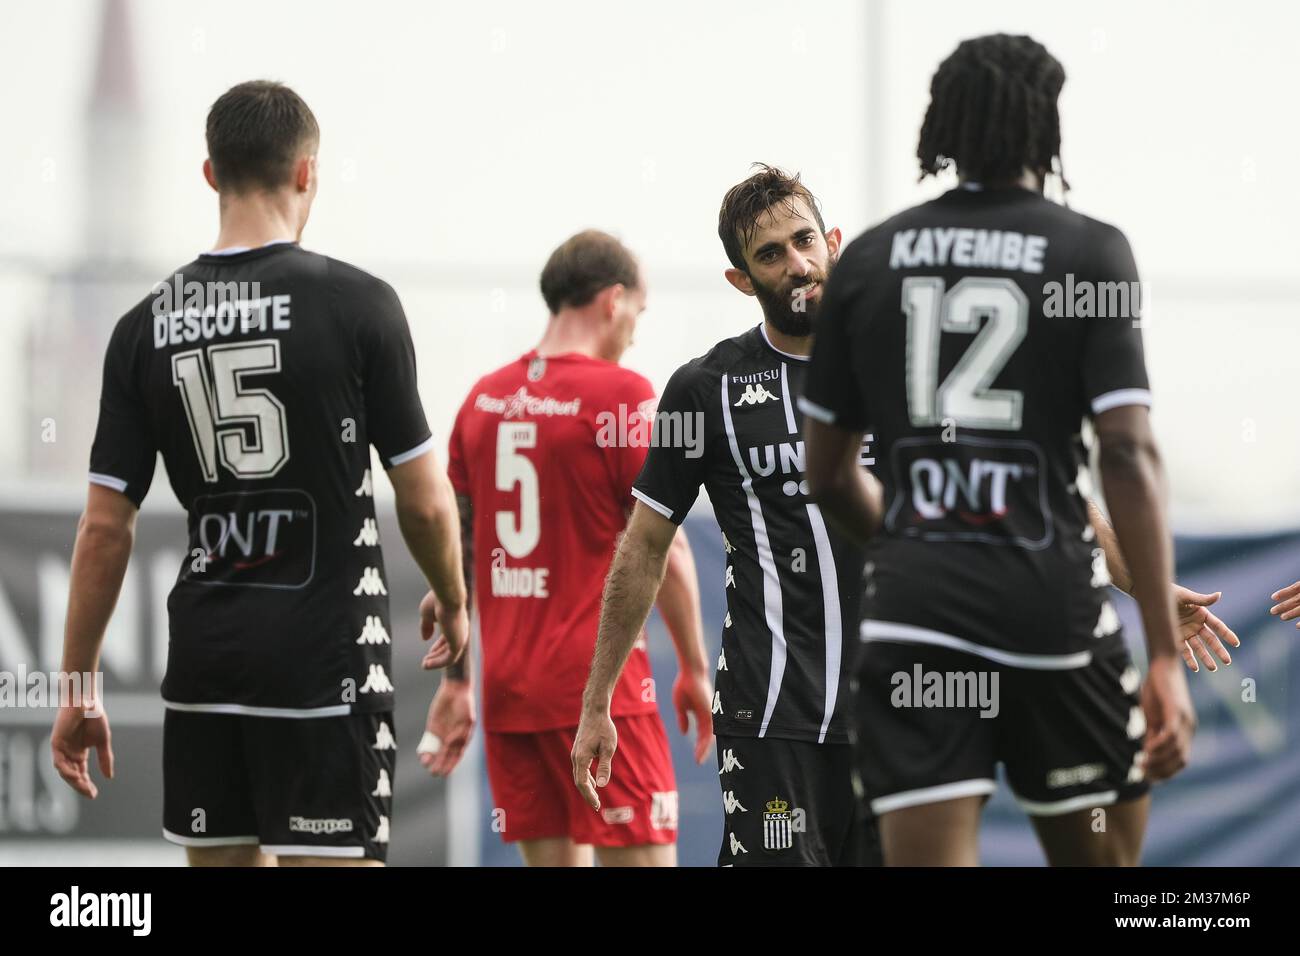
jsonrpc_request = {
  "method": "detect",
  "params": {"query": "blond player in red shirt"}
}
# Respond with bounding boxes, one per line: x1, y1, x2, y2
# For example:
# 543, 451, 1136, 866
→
420, 230, 713, 866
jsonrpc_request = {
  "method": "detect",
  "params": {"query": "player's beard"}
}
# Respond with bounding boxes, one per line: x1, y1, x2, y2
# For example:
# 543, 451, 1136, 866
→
750, 256, 836, 338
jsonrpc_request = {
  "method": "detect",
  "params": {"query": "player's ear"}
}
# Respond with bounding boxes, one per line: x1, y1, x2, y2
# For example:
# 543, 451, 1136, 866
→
202, 158, 219, 193
724, 267, 756, 297
295, 155, 316, 194
824, 227, 843, 259
596, 283, 623, 320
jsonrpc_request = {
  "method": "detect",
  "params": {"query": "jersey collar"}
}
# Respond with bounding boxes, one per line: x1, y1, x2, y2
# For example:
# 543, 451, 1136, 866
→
759, 323, 810, 362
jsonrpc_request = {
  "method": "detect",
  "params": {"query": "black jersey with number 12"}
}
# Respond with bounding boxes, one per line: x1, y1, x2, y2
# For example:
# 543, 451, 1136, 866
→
801, 185, 1150, 669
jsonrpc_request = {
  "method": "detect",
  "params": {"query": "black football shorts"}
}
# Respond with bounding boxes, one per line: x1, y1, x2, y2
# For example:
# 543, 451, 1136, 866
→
715, 734, 881, 867
851, 633, 1149, 819
162, 709, 396, 862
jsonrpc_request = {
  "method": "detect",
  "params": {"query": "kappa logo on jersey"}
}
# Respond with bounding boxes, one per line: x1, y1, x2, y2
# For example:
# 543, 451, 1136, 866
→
885, 436, 1052, 550
355, 615, 391, 645
723, 612, 732, 629
353, 567, 388, 596
724, 566, 735, 588
185, 489, 316, 589
722, 790, 747, 814
373, 721, 396, 750
651, 791, 679, 831
474, 386, 581, 419
1119, 665, 1141, 696
762, 797, 794, 850
721, 531, 733, 554
717, 648, 728, 670
355, 470, 373, 497
375, 815, 390, 844
372, 768, 392, 798
729, 832, 747, 856
1127, 705, 1146, 741
733, 383, 780, 407
712, 691, 723, 715
359, 664, 394, 694
1094, 600, 1121, 638
289, 816, 353, 835
1090, 547, 1111, 588
718, 748, 744, 774
353, 518, 380, 547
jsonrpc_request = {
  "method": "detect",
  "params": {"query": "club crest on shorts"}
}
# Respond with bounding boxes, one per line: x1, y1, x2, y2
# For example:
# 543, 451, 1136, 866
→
763, 796, 793, 850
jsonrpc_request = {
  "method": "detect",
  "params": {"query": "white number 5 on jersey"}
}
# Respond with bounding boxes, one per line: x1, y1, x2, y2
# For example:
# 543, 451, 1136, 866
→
495, 421, 541, 558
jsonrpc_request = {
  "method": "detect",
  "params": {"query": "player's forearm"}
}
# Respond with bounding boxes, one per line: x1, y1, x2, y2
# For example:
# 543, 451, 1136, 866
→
396, 477, 467, 613
655, 530, 710, 677
809, 468, 884, 547
445, 495, 475, 682
1098, 439, 1179, 659
584, 530, 672, 713
1087, 499, 1134, 595
61, 514, 134, 675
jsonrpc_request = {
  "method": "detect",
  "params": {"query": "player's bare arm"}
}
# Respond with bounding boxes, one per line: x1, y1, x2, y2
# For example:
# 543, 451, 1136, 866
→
1086, 499, 1240, 671
420, 494, 477, 777
1095, 404, 1195, 781
655, 527, 714, 764
389, 450, 469, 669
573, 502, 676, 809
803, 416, 885, 545
51, 483, 137, 798
1270, 580, 1300, 628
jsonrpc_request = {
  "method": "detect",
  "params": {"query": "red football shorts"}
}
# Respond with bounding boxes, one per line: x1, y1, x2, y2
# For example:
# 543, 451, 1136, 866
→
485, 713, 678, 847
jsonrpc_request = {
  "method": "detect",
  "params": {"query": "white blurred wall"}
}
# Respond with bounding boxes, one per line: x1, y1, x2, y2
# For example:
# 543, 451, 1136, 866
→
0, 0, 1295, 531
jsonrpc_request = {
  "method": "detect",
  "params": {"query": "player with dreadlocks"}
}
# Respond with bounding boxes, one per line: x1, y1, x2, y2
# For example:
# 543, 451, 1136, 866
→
802, 33, 1199, 865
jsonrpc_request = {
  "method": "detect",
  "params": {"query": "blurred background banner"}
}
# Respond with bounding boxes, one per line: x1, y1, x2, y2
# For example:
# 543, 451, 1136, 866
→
2, 502, 1296, 866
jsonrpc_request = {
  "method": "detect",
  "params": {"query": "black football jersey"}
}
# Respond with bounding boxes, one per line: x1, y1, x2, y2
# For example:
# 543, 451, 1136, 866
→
802, 185, 1149, 669
634, 325, 870, 745
89, 242, 432, 714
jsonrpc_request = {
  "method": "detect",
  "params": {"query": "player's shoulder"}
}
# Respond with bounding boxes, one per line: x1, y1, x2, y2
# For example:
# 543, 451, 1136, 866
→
311, 251, 402, 307
574, 357, 656, 399
671, 327, 759, 385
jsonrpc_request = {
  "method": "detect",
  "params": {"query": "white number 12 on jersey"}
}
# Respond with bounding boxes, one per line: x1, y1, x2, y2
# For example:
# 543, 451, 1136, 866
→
904, 276, 1028, 430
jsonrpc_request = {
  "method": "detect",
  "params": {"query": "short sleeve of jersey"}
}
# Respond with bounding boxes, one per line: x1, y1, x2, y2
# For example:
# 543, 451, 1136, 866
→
446, 394, 471, 497
631, 363, 707, 525
358, 279, 434, 467
88, 312, 156, 506
1082, 224, 1151, 417
609, 371, 658, 498
800, 258, 871, 431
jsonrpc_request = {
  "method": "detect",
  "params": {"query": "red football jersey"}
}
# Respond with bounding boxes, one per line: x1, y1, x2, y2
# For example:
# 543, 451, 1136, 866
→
447, 350, 659, 733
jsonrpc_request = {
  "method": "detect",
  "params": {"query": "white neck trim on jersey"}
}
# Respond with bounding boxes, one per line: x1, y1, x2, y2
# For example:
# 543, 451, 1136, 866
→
204, 238, 295, 256
760, 323, 811, 362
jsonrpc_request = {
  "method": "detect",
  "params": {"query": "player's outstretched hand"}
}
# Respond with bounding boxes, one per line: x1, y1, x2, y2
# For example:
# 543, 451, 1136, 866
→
419, 589, 469, 669
1140, 655, 1196, 782
672, 668, 715, 764
571, 708, 618, 811
1269, 581, 1300, 628
1173, 586, 1240, 672
418, 679, 475, 777
51, 705, 114, 799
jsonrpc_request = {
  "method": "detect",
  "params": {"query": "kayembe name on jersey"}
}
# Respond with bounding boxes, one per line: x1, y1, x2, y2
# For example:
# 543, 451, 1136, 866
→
763, 796, 794, 851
